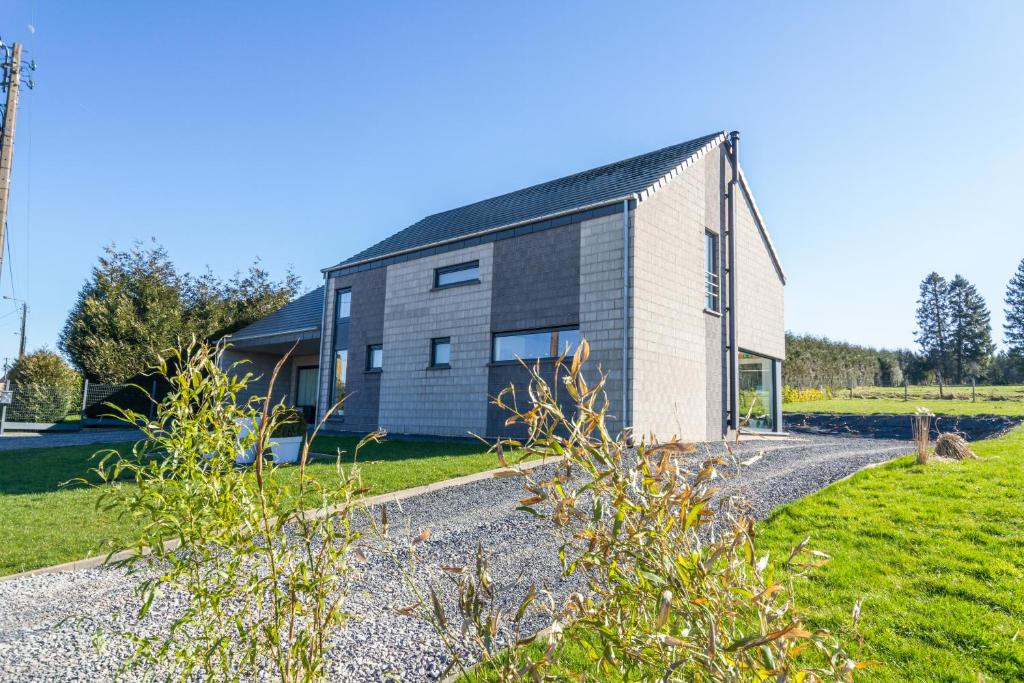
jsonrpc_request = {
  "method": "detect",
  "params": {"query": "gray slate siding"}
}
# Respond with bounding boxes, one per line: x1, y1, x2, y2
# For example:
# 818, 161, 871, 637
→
321, 268, 387, 431
486, 223, 582, 437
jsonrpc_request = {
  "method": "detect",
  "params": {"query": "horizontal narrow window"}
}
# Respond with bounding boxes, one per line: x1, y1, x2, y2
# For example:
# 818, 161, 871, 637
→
435, 261, 480, 289
431, 337, 451, 367
367, 344, 383, 370
493, 327, 581, 363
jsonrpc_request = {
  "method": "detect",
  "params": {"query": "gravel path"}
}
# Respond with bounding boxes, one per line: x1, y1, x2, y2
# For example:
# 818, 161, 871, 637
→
0, 434, 912, 682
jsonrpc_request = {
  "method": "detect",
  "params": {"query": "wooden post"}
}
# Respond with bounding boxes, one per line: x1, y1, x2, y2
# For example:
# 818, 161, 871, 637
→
972, 377, 976, 402
904, 381, 909, 401
80, 378, 89, 419
0, 42, 22, 277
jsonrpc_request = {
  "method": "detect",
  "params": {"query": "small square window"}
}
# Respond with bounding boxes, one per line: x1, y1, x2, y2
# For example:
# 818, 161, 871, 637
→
434, 261, 480, 289
431, 337, 451, 367
337, 289, 352, 319
367, 344, 383, 370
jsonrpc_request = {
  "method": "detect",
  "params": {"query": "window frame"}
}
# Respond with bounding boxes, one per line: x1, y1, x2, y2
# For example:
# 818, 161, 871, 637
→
704, 230, 721, 313
433, 261, 481, 290
336, 288, 352, 320
366, 344, 383, 371
491, 326, 581, 364
332, 349, 348, 415
430, 337, 452, 369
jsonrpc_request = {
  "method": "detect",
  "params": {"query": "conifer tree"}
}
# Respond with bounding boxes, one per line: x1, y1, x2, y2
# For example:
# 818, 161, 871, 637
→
947, 274, 993, 382
1005, 257, 1024, 360
914, 272, 951, 391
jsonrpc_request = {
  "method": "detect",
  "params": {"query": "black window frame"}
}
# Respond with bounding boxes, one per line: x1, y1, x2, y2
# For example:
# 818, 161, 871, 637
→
430, 337, 452, 368
366, 344, 383, 371
704, 230, 721, 313
433, 261, 481, 290
491, 325, 581, 364
336, 288, 352, 320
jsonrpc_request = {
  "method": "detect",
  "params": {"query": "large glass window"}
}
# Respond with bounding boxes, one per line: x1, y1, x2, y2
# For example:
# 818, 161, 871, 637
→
367, 344, 383, 370
336, 289, 351, 319
333, 349, 348, 412
431, 337, 451, 367
493, 327, 582, 362
435, 261, 480, 288
738, 351, 775, 431
704, 231, 720, 312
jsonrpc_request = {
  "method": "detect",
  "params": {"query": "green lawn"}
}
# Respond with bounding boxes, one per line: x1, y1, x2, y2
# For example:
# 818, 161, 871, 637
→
784, 384, 1024, 417
756, 426, 1024, 681
0, 435, 502, 577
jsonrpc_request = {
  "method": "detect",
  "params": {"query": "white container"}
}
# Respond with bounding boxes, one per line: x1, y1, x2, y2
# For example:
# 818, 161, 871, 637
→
271, 436, 304, 464
235, 417, 259, 465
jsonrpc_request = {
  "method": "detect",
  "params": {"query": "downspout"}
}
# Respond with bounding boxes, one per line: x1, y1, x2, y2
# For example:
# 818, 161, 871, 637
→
622, 198, 631, 433
315, 271, 330, 423
726, 131, 740, 433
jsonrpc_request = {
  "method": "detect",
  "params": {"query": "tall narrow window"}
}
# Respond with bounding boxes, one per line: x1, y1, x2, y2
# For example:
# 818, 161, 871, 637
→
431, 337, 451, 368
336, 289, 352, 319
333, 349, 348, 412
704, 231, 720, 312
367, 344, 383, 370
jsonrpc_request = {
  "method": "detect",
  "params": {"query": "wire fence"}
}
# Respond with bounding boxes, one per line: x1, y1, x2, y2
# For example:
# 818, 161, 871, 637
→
2, 379, 170, 426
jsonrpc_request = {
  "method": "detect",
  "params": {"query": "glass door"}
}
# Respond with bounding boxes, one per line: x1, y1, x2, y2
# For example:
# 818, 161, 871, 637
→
738, 352, 775, 431
295, 366, 319, 423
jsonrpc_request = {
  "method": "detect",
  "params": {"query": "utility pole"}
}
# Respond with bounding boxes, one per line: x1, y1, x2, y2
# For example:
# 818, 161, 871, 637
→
17, 301, 25, 358
0, 40, 23, 278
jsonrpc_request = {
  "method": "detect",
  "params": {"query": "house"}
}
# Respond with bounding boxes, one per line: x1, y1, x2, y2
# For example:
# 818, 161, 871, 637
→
225, 130, 786, 440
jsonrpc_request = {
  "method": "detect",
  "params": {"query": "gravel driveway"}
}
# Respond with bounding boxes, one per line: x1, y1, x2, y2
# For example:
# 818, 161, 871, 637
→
0, 433, 911, 682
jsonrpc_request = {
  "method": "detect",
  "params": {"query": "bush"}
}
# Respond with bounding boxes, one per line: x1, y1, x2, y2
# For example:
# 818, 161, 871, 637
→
272, 408, 308, 438
397, 343, 861, 681
6, 349, 82, 422
782, 384, 827, 403
94, 341, 381, 682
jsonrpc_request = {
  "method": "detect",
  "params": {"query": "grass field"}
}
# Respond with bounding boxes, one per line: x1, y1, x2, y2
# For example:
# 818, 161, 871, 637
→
0, 435, 501, 577
476, 427, 1024, 681
785, 384, 1024, 416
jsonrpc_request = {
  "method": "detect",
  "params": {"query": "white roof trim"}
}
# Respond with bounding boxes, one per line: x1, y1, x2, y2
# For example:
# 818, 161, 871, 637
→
633, 132, 728, 202
737, 166, 787, 284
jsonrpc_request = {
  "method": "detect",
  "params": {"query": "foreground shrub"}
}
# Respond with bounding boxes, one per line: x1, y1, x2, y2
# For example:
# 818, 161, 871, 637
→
94, 341, 378, 682
401, 342, 862, 681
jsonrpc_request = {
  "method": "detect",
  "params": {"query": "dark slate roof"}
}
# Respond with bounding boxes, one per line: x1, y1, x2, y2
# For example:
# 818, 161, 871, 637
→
230, 286, 324, 340
332, 131, 725, 269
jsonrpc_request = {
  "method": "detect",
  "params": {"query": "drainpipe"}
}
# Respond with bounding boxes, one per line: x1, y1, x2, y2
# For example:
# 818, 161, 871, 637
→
622, 198, 631, 433
726, 131, 741, 433
315, 271, 330, 423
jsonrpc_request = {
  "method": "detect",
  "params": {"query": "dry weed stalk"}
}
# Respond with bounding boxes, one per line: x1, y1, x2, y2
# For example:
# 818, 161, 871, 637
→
912, 407, 934, 465
396, 341, 862, 681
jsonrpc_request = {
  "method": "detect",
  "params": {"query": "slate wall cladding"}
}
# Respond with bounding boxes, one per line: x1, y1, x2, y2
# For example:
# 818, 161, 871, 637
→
735, 181, 786, 361
578, 211, 626, 435
379, 243, 494, 437
222, 349, 292, 407
486, 223, 582, 437
630, 149, 723, 440
318, 267, 387, 431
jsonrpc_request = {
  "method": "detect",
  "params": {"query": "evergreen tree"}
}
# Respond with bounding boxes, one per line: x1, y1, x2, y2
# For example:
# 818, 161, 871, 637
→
1005, 257, 1024, 360
914, 272, 951, 388
946, 274, 993, 382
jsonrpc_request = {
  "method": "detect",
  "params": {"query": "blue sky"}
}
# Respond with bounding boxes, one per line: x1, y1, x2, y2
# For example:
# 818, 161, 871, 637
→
1, 1, 1022, 367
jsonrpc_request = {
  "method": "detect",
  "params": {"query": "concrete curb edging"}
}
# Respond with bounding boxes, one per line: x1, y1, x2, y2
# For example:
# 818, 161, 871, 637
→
0, 455, 563, 584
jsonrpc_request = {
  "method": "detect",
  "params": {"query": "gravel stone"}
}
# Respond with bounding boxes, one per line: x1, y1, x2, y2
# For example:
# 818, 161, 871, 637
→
0, 434, 912, 681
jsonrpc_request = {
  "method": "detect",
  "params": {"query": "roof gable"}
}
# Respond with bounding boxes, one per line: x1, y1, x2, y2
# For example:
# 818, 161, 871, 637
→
329, 131, 727, 270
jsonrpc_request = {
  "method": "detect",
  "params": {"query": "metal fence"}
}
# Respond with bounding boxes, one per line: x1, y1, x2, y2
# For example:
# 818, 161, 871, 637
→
0, 378, 169, 430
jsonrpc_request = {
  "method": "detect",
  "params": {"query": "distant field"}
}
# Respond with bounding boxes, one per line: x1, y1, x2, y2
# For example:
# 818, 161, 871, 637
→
784, 384, 1024, 416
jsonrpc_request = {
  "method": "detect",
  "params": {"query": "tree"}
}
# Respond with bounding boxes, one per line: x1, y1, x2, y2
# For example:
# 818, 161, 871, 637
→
59, 242, 185, 382
946, 274, 993, 383
1006, 257, 1024, 361
184, 263, 300, 340
60, 241, 302, 383
915, 272, 951, 392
